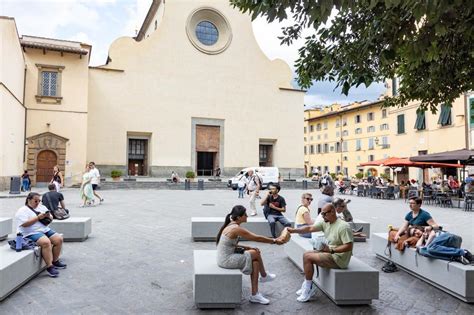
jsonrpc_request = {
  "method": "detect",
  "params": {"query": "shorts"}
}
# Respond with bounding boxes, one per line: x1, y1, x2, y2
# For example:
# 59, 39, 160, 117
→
26, 229, 57, 242
92, 184, 98, 190
311, 252, 340, 269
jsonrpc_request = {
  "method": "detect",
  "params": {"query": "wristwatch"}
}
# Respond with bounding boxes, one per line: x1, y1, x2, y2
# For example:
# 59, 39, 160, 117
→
330, 248, 335, 254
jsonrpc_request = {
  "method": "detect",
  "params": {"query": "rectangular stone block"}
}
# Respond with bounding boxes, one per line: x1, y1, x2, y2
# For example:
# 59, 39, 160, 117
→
49, 217, 92, 242
0, 244, 45, 301
285, 235, 379, 305
0, 218, 12, 241
193, 250, 242, 309
372, 232, 474, 303
192, 217, 293, 241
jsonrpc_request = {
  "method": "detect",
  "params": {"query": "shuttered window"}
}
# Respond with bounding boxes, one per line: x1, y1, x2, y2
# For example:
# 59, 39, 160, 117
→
438, 104, 452, 126
414, 111, 426, 130
397, 114, 405, 134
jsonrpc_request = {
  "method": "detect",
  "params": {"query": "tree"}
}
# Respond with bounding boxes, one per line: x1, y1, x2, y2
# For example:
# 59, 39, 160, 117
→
230, 0, 474, 112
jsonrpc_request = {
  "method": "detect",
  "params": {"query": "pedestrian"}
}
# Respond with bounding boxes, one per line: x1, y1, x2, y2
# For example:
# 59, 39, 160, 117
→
80, 164, 94, 207
246, 169, 261, 216
21, 170, 31, 192
237, 175, 246, 198
50, 165, 64, 192
260, 183, 292, 238
89, 162, 104, 203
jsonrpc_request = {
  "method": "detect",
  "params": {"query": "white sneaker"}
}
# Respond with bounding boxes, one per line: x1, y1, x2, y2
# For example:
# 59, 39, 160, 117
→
250, 212, 257, 216
259, 273, 276, 283
249, 292, 270, 305
296, 280, 306, 295
297, 284, 317, 302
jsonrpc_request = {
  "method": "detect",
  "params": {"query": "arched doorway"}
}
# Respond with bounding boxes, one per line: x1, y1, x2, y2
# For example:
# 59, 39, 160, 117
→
36, 150, 57, 183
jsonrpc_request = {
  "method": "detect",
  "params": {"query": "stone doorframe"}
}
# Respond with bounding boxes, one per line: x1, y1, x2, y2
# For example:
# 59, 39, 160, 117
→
27, 132, 69, 186
191, 118, 225, 175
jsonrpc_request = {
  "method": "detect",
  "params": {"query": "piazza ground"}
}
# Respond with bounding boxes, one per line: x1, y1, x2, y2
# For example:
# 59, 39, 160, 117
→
0, 189, 473, 314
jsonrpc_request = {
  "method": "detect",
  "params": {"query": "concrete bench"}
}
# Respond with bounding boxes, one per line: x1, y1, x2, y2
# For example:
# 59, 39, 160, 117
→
49, 217, 92, 241
372, 232, 474, 303
0, 218, 12, 241
284, 235, 379, 305
0, 244, 45, 301
193, 250, 242, 309
191, 217, 293, 241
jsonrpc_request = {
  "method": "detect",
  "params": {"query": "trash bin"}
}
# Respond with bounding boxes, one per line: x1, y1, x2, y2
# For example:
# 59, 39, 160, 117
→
198, 179, 204, 190
302, 180, 308, 190
185, 179, 191, 190
10, 176, 21, 194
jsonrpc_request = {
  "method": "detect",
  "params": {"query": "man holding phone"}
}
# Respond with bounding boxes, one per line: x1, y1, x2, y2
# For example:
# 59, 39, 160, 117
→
260, 183, 292, 238
15, 192, 66, 277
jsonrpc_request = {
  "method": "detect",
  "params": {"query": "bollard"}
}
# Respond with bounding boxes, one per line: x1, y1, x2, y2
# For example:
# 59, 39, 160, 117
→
185, 179, 191, 190
302, 179, 308, 190
198, 179, 204, 190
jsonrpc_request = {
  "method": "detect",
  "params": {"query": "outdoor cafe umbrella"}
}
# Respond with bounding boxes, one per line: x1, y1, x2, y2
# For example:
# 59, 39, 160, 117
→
409, 149, 474, 165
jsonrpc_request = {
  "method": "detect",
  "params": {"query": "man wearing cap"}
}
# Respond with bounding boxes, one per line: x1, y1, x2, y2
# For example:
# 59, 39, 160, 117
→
465, 175, 474, 193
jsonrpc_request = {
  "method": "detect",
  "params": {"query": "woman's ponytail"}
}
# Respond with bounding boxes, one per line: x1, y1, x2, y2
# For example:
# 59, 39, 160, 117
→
216, 213, 232, 245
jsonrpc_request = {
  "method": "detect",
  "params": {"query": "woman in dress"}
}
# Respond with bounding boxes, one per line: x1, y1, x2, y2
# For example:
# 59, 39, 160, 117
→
80, 165, 94, 207
216, 205, 284, 305
50, 165, 64, 191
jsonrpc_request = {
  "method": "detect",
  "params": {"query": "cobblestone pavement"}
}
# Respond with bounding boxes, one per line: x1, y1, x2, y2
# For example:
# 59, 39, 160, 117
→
0, 189, 473, 314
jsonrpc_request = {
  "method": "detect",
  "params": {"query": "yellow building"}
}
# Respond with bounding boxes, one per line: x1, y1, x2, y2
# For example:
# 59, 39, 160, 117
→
304, 100, 391, 177
305, 80, 469, 182
0, 0, 305, 190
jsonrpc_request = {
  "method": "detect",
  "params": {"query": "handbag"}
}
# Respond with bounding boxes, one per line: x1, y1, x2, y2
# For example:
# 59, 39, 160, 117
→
27, 206, 52, 226
45, 193, 70, 220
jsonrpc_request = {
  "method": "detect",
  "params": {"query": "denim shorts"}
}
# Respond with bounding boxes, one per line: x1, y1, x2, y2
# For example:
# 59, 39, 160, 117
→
26, 229, 57, 242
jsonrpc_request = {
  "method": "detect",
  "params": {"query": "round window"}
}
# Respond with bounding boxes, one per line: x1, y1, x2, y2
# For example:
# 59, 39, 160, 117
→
195, 21, 219, 46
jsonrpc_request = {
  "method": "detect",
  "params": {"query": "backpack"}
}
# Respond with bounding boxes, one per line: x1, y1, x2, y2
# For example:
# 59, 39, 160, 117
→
44, 192, 70, 220
8, 238, 37, 251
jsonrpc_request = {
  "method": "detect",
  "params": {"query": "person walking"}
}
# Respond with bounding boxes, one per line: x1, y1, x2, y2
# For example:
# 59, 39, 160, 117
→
89, 162, 104, 204
50, 165, 64, 192
246, 169, 261, 216
21, 170, 31, 192
80, 165, 94, 207
237, 175, 246, 198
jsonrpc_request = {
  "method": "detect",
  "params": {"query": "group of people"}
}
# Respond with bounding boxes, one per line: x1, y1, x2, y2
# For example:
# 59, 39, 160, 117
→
80, 162, 104, 207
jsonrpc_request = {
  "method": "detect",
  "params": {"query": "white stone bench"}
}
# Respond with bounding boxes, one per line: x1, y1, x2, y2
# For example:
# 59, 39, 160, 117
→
372, 232, 474, 303
192, 217, 293, 241
193, 250, 242, 309
49, 217, 92, 242
0, 244, 45, 301
0, 218, 12, 241
284, 235, 379, 305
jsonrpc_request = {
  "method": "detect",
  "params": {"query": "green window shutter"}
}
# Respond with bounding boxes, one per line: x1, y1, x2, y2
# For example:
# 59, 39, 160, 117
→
397, 114, 405, 134
414, 112, 426, 130
438, 104, 452, 126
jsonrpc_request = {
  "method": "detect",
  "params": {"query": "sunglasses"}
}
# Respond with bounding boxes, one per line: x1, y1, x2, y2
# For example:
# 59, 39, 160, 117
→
305, 198, 313, 201
321, 211, 332, 217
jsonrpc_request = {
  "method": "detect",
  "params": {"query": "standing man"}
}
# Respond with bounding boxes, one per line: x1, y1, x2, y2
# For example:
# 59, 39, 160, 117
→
288, 204, 354, 302
246, 169, 261, 216
261, 183, 292, 238
89, 162, 104, 204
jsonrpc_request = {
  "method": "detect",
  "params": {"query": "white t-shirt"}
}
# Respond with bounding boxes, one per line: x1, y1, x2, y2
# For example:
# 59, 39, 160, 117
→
89, 168, 100, 185
15, 204, 51, 237
238, 176, 247, 188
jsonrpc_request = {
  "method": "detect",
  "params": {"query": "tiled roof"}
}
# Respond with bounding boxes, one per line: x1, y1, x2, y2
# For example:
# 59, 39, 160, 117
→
20, 37, 89, 55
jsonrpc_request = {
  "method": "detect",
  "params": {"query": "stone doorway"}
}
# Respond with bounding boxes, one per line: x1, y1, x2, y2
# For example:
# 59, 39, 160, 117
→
27, 132, 68, 186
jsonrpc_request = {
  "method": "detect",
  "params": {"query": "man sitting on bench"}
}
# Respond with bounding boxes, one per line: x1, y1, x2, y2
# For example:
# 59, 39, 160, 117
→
15, 192, 66, 278
288, 204, 353, 303
332, 198, 364, 235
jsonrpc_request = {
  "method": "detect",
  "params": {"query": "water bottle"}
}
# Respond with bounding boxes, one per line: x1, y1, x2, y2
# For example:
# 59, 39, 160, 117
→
15, 233, 23, 252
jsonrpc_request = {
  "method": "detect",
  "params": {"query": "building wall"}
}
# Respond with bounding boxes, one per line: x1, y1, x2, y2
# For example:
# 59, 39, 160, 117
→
88, 0, 304, 177
23, 48, 89, 184
0, 17, 25, 190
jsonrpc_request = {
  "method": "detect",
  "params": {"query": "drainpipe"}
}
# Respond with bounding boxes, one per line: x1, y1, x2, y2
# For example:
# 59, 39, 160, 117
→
22, 66, 27, 163
465, 93, 470, 150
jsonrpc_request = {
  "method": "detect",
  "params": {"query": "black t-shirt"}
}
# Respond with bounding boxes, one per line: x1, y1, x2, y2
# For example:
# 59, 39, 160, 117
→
263, 194, 286, 217
42, 191, 64, 211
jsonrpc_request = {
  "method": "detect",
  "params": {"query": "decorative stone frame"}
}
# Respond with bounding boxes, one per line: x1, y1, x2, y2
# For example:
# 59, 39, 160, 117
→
27, 132, 68, 185
191, 118, 225, 174
185, 7, 232, 55
35, 63, 64, 104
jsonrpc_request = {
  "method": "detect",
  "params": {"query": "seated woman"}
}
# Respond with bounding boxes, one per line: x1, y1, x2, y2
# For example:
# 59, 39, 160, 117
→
216, 205, 284, 305
447, 175, 460, 190
295, 193, 314, 238
393, 197, 439, 243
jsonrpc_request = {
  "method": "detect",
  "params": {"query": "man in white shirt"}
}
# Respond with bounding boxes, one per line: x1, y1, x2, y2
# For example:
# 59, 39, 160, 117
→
16, 192, 66, 277
246, 169, 261, 216
89, 162, 104, 204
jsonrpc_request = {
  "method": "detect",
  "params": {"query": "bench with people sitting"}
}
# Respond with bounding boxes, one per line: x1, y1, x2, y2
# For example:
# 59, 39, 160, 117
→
286, 204, 379, 305
373, 196, 474, 303
0, 217, 12, 241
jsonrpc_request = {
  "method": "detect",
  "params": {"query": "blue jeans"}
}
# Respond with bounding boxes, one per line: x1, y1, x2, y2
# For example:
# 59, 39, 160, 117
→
238, 187, 244, 198
267, 214, 292, 238
419, 232, 465, 260
22, 179, 30, 191
296, 224, 312, 238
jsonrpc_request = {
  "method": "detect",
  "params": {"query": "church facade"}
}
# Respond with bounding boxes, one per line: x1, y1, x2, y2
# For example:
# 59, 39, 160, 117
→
0, 0, 304, 189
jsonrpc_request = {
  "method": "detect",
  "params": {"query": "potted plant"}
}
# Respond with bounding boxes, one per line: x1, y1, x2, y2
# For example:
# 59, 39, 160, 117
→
111, 170, 123, 181
355, 172, 364, 180
185, 171, 196, 182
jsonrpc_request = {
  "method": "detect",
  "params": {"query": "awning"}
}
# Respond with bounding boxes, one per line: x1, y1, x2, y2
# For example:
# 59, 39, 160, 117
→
409, 149, 474, 165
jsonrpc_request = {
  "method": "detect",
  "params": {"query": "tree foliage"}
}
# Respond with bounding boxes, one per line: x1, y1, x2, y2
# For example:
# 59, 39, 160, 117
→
230, 0, 474, 112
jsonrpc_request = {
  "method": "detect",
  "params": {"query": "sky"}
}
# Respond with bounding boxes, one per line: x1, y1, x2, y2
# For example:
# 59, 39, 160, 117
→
0, 0, 385, 107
